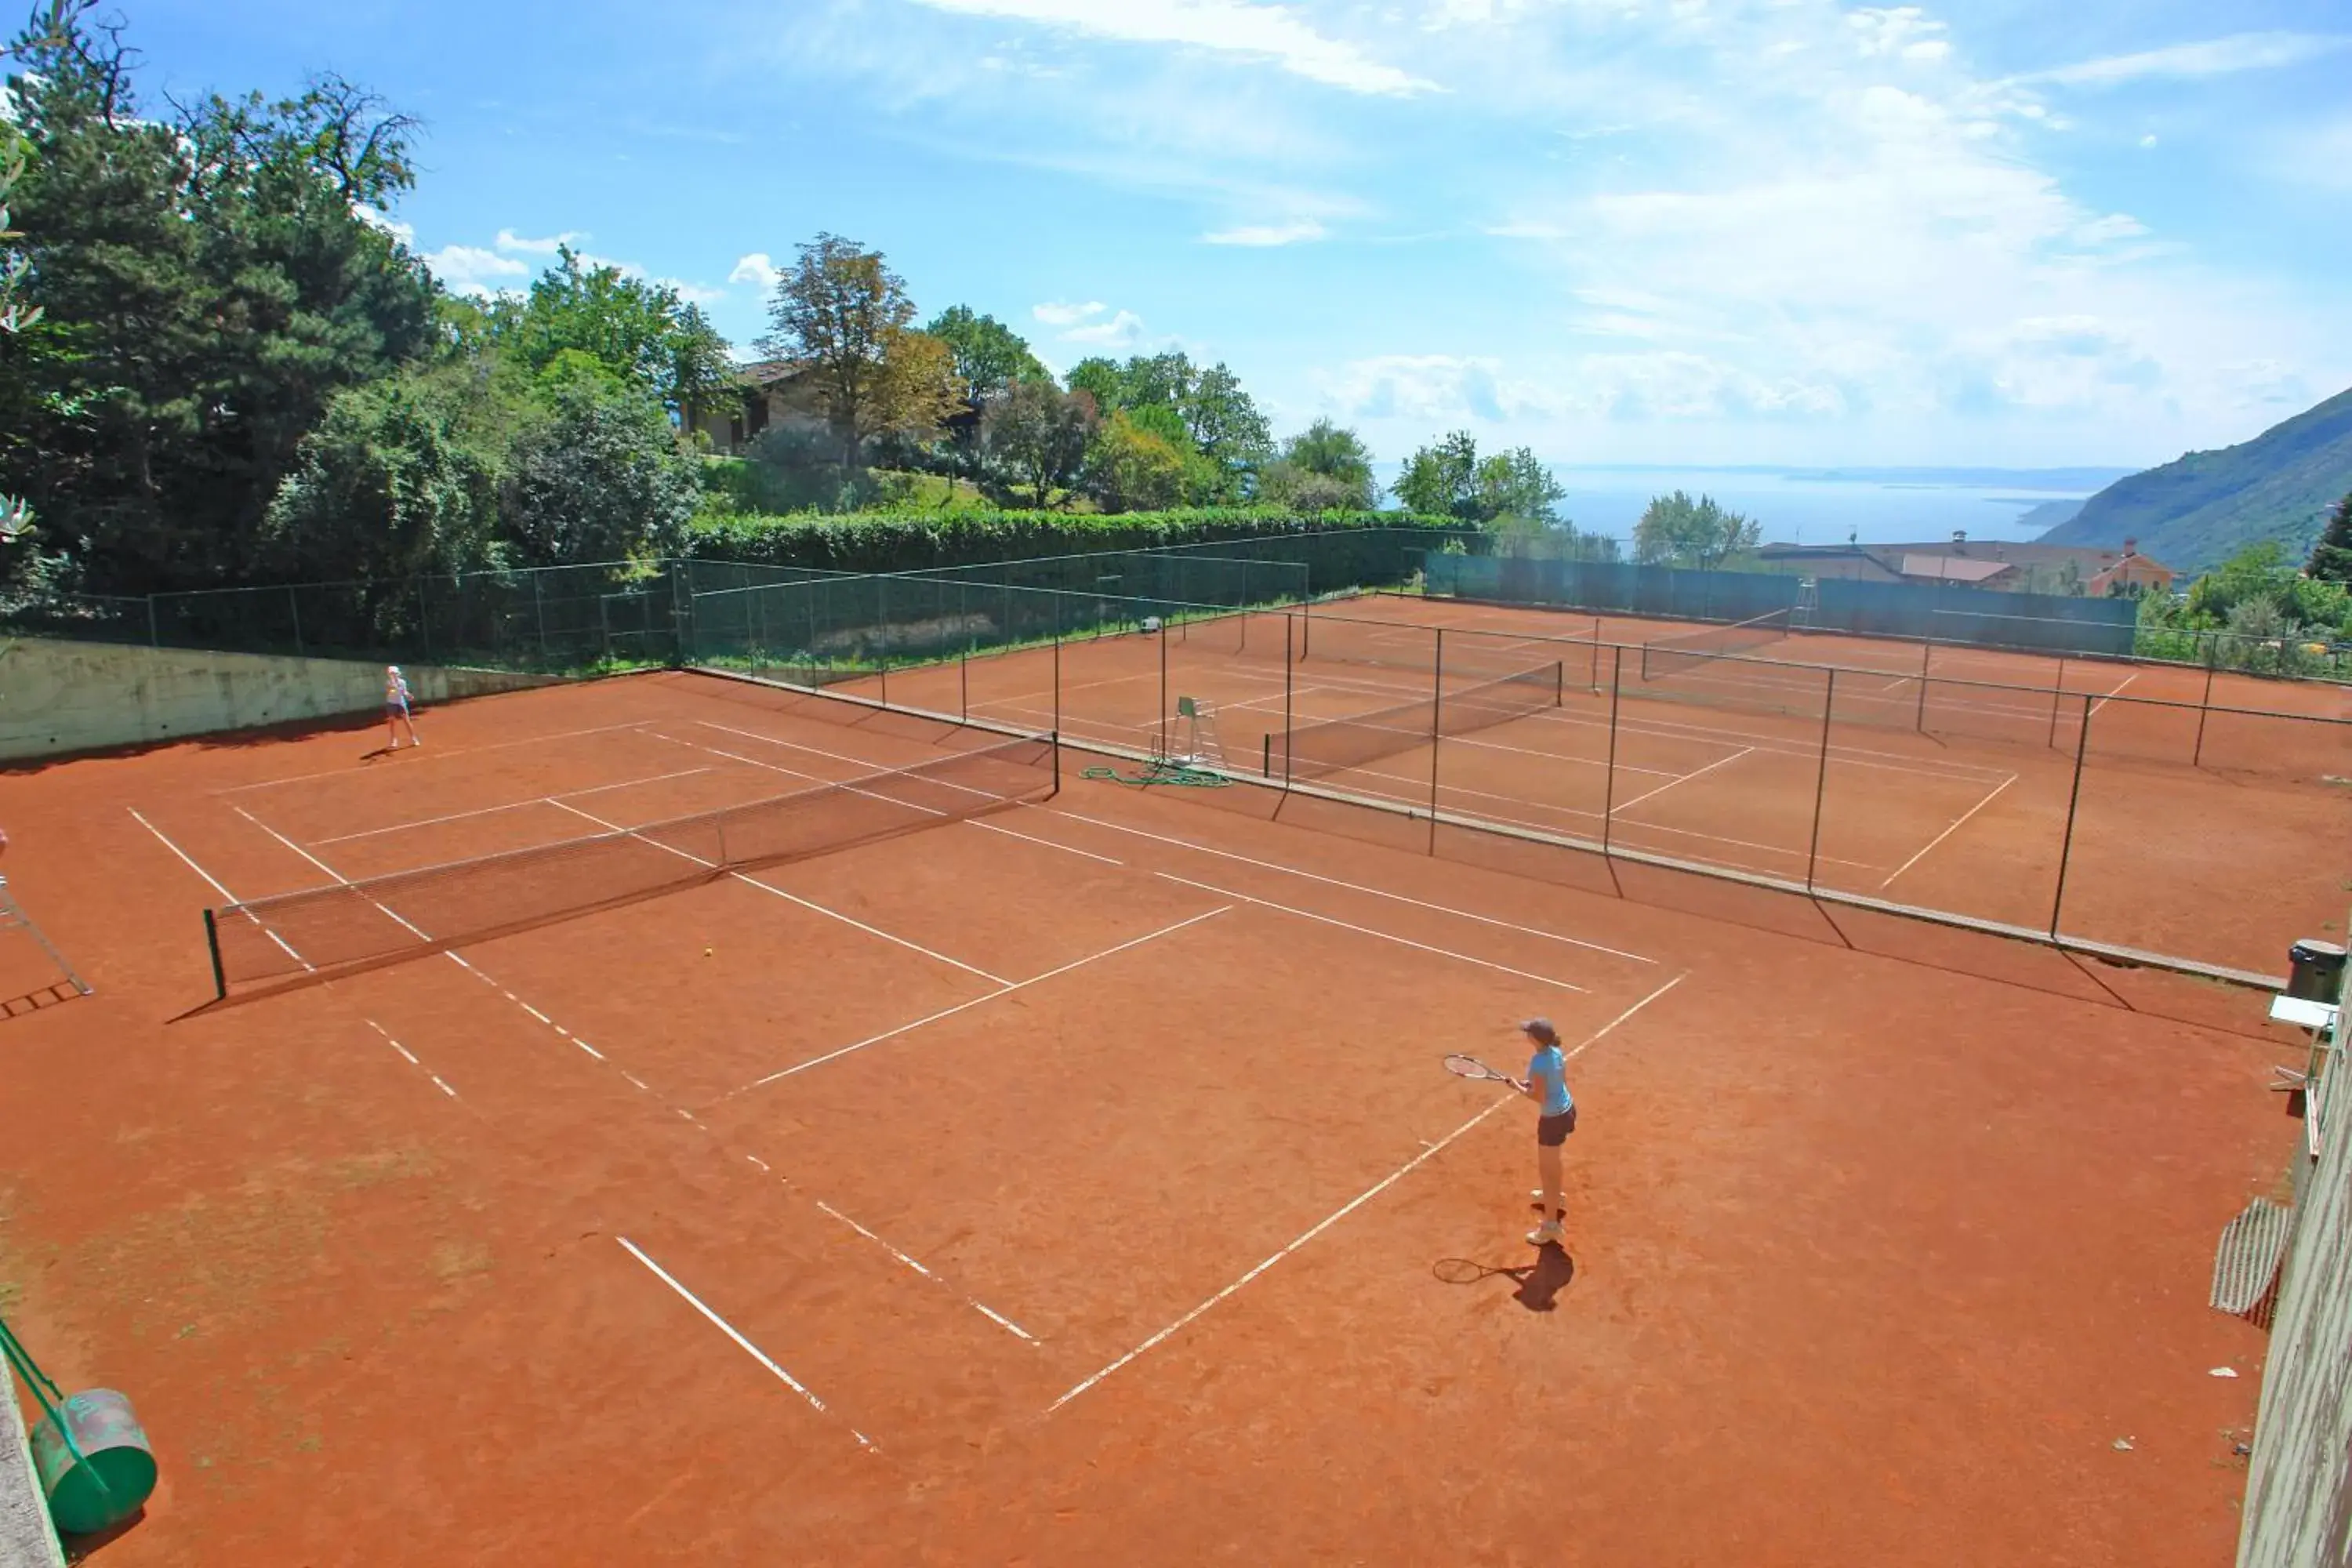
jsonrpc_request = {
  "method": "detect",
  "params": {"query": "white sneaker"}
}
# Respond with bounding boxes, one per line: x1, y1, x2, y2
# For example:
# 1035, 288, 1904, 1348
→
1526, 1218, 1565, 1247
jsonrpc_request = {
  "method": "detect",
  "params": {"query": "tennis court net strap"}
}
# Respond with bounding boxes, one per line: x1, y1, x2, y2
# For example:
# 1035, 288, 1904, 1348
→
1272, 662, 1562, 782
1641, 609, 1792, 682
203, 735, 1058, 996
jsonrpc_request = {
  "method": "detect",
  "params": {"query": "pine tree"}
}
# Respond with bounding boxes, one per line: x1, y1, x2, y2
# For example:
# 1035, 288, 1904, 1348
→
2307, 492, 2352, 586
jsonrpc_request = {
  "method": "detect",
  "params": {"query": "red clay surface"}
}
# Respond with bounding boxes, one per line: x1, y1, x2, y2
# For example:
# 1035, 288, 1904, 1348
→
895, 597, 2348, 978
0, 670, 2314, 1565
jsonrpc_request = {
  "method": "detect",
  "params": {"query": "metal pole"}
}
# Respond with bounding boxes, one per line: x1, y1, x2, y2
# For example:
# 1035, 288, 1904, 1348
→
1602, 648, 1622, 854
2046, 656, 2067, 748
418, 579, 432, 662
2192, 663, 2216, 767
203, 908, 226, 1001
960, 650, 969, 722
1429, 628, 1445, 840
1914, 631, 1931, 731
2049, 692, 2093, 937
146, 595, 159, 648
289, 586, 304, 658
1262, 733, 1272, 779
1283, 609, 1295, 786
532, 575, 546, 664
1806, 670, 1835, 891
1053, 633, 1062, 735
1159, 619, 1170, 758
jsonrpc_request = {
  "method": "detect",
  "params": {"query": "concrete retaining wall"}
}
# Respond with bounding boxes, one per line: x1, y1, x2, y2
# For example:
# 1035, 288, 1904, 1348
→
0, 637, 556, 761
0, 1381, 62, 1568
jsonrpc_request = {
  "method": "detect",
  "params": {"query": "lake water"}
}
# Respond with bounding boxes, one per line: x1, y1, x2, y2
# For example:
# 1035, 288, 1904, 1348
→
1403, 466, 2105, 550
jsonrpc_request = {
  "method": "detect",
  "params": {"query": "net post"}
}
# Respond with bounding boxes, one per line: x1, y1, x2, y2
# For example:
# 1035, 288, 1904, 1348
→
203, 907, 226, 1001
2193, 663, 2215, 767
2046, 656, 2067, 748
1806, 669, 1835, 891
1051, 731, 1062, 798
2049, 692, 2093, 937
1602, 647, 1622, 854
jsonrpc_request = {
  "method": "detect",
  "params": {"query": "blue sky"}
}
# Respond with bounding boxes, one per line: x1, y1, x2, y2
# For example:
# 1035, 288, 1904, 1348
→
121, 0, 2352, 471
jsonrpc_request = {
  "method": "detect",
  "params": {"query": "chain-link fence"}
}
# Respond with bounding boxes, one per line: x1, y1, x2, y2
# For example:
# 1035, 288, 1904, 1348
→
693, 584, 2347, 984
1, 560, 688, 672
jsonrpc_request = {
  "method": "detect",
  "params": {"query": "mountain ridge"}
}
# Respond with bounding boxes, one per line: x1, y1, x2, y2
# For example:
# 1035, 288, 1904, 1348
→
2038, 388, 2352, 575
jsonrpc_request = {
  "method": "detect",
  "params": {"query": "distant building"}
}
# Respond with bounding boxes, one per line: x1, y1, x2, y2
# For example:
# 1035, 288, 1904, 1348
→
1755, 532, 2175, 596
690, 360, 833, 455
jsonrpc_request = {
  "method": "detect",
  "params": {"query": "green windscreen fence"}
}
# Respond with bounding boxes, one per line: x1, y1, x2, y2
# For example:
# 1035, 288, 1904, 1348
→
1424, 551, 2141, 657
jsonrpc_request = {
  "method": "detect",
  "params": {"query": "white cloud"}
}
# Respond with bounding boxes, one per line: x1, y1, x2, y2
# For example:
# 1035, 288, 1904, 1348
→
1062, 308, 1150, 348
664, 279, 729, 306
729, 252, 782, 286
495, 228, 586, 254
2021, 31, 2350, 89
1201, 220, 1326, 245
908, 0, 1436, 95
352, 204, 415, 246
421, 245, 530, 297
1033, 299, 1109, 327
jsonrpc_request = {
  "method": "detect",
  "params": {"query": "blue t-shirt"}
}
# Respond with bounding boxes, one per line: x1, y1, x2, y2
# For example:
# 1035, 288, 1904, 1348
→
1527, 1044, 1572, 1117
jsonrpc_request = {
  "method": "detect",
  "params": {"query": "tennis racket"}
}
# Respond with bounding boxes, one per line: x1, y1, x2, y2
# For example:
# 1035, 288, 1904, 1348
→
1443, 1053, 1523, 1090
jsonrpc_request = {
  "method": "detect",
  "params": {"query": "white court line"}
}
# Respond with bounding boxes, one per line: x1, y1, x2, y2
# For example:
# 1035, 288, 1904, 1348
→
544, 798, 1011, 988
127, 808, 314, 971
216, 720, 659, 794
312, 768, 713, 844
2087, 670, 2140, 717
1045, 972, 1687, 1414
233, 806, 436, 942
1154, 873, 1586, 993
967, 818, 1125, 866
1039, 807, 1654, 964
615, 1237, 876, 1450
126, 808, 238, 903
1606, 745, 1755, 817
808, 1198, 1038, 1345
735, 905, 1233, 1092
1877, 775, 2019, 891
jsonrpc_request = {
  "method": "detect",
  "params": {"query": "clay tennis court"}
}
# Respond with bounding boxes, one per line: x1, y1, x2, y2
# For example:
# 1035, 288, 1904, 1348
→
0, 666, 2307, 1564
873, 594, 2347, 980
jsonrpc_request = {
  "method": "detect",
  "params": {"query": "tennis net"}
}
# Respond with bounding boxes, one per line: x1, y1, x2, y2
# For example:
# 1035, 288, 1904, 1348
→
203, 734, 1058, 996
1640, 609, 1793, 682
1270, 662, 1563, 782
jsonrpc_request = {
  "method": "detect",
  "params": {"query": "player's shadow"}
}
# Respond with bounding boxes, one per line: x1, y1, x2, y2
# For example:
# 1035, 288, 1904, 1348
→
1431, 1247, 1576, 1312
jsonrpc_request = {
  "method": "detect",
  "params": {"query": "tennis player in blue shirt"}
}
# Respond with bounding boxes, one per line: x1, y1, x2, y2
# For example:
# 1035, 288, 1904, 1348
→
1520, 1018, 1576, 1247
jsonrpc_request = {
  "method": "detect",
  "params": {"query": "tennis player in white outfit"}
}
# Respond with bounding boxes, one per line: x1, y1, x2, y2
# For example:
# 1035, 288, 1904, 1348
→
384, 665, 420, 750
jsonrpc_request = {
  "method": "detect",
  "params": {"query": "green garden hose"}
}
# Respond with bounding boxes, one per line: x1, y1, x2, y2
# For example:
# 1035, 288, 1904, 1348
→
1080, 761, 1234, 789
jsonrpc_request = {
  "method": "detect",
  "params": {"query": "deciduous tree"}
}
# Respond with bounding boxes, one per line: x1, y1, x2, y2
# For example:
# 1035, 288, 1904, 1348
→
759, 234, 961, 471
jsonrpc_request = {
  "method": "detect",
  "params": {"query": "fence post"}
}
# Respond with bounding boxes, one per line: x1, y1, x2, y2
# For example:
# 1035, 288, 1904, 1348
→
1602, 648, 1622, 854
417, 579, 433, 663
1806, 670, 1835, 891
532, 575, 547, 665
1429, 628, 1446, 841
2193, 663, 2216, 768
146, 595, 159, 648
1158, 619, 1170, 759
1283, 608, 1295, 786
1052, 633, 1062, 735
1914, 632, 1931, 731
2049, 692, 2093, 938
289, 586, 304, 658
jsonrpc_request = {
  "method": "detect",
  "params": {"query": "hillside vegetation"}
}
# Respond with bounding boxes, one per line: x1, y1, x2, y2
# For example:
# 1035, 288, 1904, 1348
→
2041, 387, 2352, 574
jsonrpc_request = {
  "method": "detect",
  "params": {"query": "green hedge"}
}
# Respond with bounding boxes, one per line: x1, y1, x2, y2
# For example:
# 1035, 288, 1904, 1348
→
684, 507, 1464, 577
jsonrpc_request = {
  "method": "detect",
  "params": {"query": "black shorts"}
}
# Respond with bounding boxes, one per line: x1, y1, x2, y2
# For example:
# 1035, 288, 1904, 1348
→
1537, 1108, 1577, 1147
